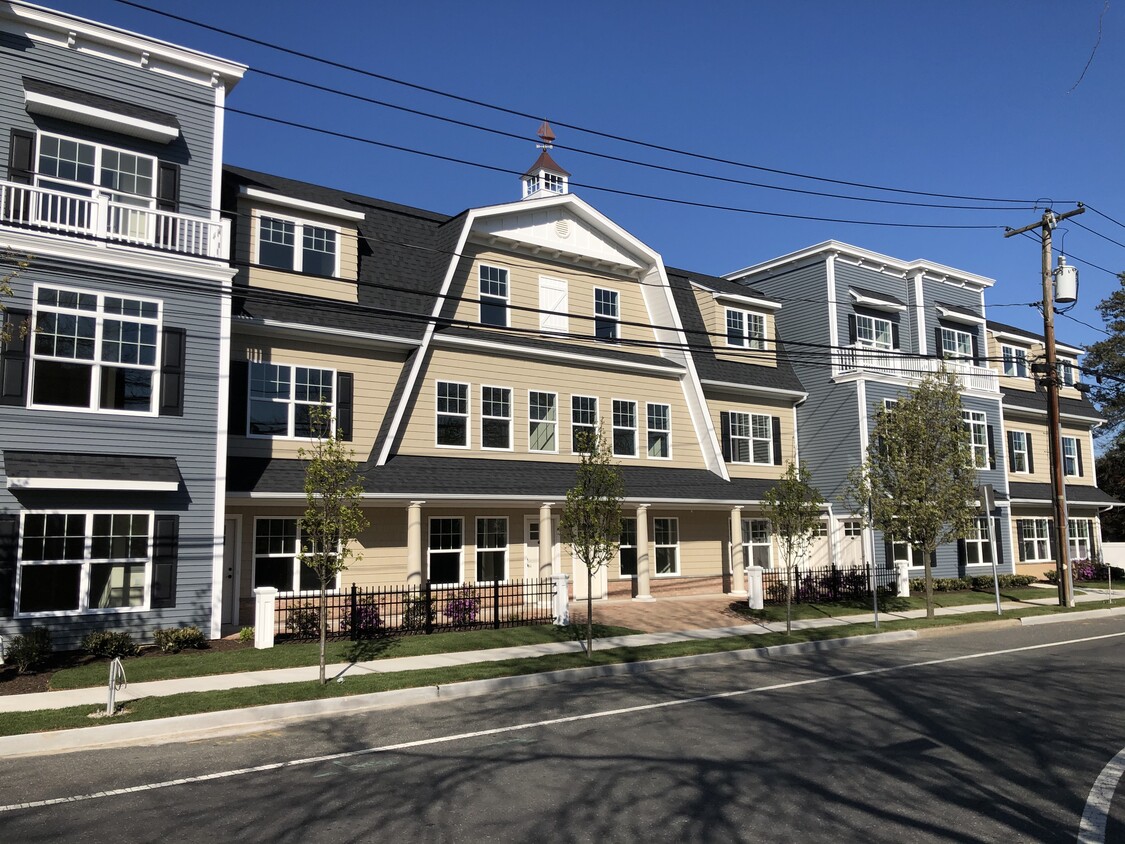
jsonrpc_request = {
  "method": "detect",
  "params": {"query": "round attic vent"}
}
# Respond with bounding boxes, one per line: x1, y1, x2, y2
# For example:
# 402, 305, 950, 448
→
555, 219, 571, 239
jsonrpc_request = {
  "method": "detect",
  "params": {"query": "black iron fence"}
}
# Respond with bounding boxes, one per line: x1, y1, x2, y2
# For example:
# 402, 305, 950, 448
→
761, 564, 898, 605
274, 578, 558, 641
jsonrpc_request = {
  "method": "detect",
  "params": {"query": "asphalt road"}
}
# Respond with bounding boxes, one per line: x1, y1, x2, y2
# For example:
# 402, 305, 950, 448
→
2, 618, 1124, 843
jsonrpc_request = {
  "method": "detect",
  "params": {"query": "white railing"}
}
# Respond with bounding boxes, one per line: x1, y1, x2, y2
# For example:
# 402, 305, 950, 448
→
838, 345, 999, 393
0, 179, 228, 260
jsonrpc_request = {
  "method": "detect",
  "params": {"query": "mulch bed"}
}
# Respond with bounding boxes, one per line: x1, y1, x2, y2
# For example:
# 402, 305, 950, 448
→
0, 637, 251, 697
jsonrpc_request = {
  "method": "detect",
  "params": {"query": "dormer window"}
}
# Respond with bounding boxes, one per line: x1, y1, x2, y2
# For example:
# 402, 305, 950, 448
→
257, 215, 339, 277
939, 326, 973, 360
853, 313, 894, 350
725, 308, 766, 350
1002, 345, 1028, 378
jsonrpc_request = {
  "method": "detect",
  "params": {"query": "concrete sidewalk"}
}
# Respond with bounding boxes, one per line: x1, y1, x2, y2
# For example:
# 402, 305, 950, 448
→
2, 590, 1120, 714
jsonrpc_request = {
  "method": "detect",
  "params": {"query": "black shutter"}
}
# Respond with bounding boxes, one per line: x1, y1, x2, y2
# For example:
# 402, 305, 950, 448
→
8, 129, 34, 185
957, 538, 967, 567
1016, 520, 1026, 562
719, 411, 731, 461
771, 416, 783, 465
1076, 440, 1084, 477
990, 517, 1002, 565
891, 322, 900, 350
1047, 520, 1058, 562
884, 537, 895, 567
229, 360, 249, 436
1007, 431, 1016, 473
971, 332, 981, 365
0, 308, 30, 406
151, 515, 179, 609
336, 372, 354, 442
934, 326, 944, 357
1027, 434, 1035, 474
987, 425, 996, 471
156, 162, 180, 212
0, 514, 17, 618
847, 315, 857, 344
158, 328, 186, 417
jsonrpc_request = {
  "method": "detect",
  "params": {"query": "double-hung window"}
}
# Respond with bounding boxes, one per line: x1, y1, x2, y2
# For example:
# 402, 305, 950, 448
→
654, 517, 679, 575
18, 512, 152, 615
1057, 361, 1077, 387
436, 381, 470, 447
963, 517, 993, 566
476, 517, 508, 582
619, 518, 637, 577
1020, 518, 1050, 562
1068, 518, 1093, 561
257, 215, 339, 276
726, 308, 766, 350
612, 399, 637, 457
594, 288, 619, 341
1009, 431, 1030, 473
481, 386, 512, 450
1062, 436, 1080, 476
479, 265, 509, 327
646, 403, 671, 458
529, 391, 558, 453
855, 314, 893, 350
253, 518, 335, 594
940, 326, 973, 359
729, 412, 772, 464
1002, 345, 1028, 378
962, 410, 988, 469
741, 518, 772, 568
249, 362, 334, 437
572, 395, 598, 453
428, 518, 463, 584
32, 286, 161, 413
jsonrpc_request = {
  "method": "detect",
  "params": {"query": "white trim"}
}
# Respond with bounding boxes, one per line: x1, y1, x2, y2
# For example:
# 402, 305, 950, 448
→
652, 516, 680, 576
25, 90, 178, 142
473, 515, 510, 583
6, 477, 177, 491
527, 389, 560, 454
570, 394, 599, 456
478, 263, 510, 328
479, 383, 514, 452
593, 285, 621, 341
210, 81, 226, 227
250, 515, 342, 596
240, 187, 365, 221
826, 253, 839, 371
700, 379, 807, 400
431, 333, 684, 375
220, 515, 242, 630
989, 327, 1083, 356
231, 490, 785, 507
235, 318, 421, 350
936, 305, 985, 325
705, 288, 781, 311
210, 289, 232, 639
254, 210, 343, 278
849, 288, 907, 313
434, 379, 471, 449
611, 397, 639, 459
645, 400, 672, 460
246, 361, 338, 440
427, 515, 465, 585
912, 270, 927, 356
857, 380, 869, 461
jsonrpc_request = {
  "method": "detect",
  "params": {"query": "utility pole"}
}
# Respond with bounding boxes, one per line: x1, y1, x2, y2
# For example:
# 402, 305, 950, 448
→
1004, 205, 1084, 607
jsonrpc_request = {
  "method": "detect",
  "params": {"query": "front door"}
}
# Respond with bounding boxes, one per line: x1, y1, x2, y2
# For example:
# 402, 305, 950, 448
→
837, 520, 864, 568
221, 517, 239, 626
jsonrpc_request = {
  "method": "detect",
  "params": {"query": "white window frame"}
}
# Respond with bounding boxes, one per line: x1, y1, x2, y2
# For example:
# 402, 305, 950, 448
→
1002, 345, 1028, 378
646, 402, 671, 459
30, 283, 163, 416
654, 517, 680, 576
725, 308, 767, 350
1058, 361, 1077, 387
16, 510, 154, 617
594, 288, 620, 341
742, 518, 772, 569
844, 521, 863, 537
962, 410, 988, 469
480, 385, 513, 451
1062, 436, 1079, 476
571, 395, 598, 454
618, 517, 637, 578
252, 516, 341, 596
479, 264, 509, 328
964, 516, 994, 567
255, 211, 342, 277
612, 398, 637, 457
248, 362, 337, 439
892, 539, 917, 569
1068, 518, 1093, 561
729, 411, 773, 465
1010, 430, 1030, 473
940, 326, 973, 360
475, 516, 508, 583
528, 390, 558, 453
435, 381, 470, 448
855, 314, 893, 350
428, 517, 464, 585
1021, 518, 1050, 562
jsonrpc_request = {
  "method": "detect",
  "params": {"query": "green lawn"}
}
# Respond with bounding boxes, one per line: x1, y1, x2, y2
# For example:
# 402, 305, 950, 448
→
732, 588, 1054, 623
7, 601, 1118, 738
48, 623, 637, 690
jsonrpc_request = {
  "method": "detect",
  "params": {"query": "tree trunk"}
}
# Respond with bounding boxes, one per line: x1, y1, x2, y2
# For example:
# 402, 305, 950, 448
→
319, 583, 328, 684
586, 566, 593, 658
921, 545, 935, 620
786, 561, 793, 636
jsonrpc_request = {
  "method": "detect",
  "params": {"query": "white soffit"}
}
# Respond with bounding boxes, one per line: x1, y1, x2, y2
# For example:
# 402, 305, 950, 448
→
240, 187, 366, 221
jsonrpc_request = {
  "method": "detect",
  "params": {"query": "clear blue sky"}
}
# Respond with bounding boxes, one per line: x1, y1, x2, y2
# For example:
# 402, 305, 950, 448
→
42, 0, 1125, 350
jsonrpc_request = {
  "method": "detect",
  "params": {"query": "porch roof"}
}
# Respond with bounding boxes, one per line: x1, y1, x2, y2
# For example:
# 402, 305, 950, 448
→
1007, 482, 1120, 507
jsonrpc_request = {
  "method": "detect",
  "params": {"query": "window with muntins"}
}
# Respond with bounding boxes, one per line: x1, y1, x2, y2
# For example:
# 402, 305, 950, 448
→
1002, 345, 1028, 378
654, 517, 679, 575
855, 314, 893, 350
594, 288, 619, 341
1009, 430, 1030, 473
1062, 436, 1079, 476
481, 386, 512, 449
253, 518, 332, 594
725, 308, 767, 350
249, 362, 335, 437
742, 518, 771, 568
428, 518, 463, 584
258, 215, 339, 276
612, 399, 637, 457
963, 517, 993, 565
619, 517, 637, 577
18, 512, 151, 614
31, 286, 161, 413
529, 391, 558, 453
962, 410, 988, 469
1068, 518, 1092, 561
647, 403, 671, 458
436, 381, 469, 447
1057, 361, 1077, 387
1020, 518, 1050, 562
572, 395, 598, 453
479, 265, 509, 327
476, 517, 508, 582
729, 412, 772, 464
940, 326, 973, 359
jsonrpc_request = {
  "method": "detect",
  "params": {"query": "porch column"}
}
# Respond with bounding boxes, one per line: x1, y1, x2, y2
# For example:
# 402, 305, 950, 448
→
634, 504, 654, 601
407, 501, 425, 586
730, 505, 746, 595
539, 503, 555, 578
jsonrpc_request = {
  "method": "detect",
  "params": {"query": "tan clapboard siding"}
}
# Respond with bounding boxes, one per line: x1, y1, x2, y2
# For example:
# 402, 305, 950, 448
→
1003, 416, 1097, 486
236, 199, 360, 293
243, 267, 359, 303
664, 510, 728, 578
709, 299, 779, 370
705, 389, 796, 479
445, 244, 662, 356
986, 332, 1084, 400
228, 334, 407, 459
397, 347, 707, 468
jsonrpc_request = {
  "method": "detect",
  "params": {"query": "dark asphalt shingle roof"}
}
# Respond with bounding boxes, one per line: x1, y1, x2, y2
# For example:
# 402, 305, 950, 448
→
24, 77, 180, 131
850, 286, 904, 307
1001, 387, 1102, 420
1007, 482, 1119, 506
4, 451, 181, 486
935, 301, 984, 321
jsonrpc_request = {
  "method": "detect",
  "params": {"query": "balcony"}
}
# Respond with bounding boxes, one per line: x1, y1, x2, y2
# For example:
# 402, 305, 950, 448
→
837, 345, 999, 393
0, 179, 229, 260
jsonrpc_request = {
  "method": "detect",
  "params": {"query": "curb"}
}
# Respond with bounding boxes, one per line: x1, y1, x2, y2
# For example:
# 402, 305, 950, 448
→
0, 629, 917, 759
1019, 605, 1125, 626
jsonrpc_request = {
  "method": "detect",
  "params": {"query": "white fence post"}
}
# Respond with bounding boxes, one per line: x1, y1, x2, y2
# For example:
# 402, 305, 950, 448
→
747, 566, 765, 610
552, 573, 570, 626
896, 562, 911, 598
254, 587, 278, 649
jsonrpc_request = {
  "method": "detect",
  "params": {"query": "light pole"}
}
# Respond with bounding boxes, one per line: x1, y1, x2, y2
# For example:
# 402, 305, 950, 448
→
1004, 205, 1084, 607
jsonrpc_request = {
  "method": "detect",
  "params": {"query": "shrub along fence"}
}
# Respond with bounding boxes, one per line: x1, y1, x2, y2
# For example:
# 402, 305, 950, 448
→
274, 578, 558, 641
762, 564, 898, 605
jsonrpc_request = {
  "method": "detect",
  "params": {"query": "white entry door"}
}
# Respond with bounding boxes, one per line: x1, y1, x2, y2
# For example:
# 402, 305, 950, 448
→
837, 520, 864, 568
221, 517, 240, 626
524, 515, 561, 579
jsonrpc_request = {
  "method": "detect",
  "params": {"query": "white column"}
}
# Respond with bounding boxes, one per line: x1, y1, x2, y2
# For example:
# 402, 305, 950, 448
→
730, 506, 746, 595
634, 504, 654, 601
407, 501, 424, 586
253, 587, 277, 649
896, 562, 911, 598
539, 503, 555, 578
747, 566, 764, 610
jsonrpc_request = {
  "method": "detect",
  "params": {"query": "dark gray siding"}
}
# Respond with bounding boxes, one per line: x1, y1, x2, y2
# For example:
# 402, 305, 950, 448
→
924, 280, 986, 362
833, 262, 914, 357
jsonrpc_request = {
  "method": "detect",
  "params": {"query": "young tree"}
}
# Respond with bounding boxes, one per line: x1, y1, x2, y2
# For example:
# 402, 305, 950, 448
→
762, 461, 824, 635
298, 405, 369, 684
0, 251, 31, 344
559, 428, 624, 657
847, 369, 977, 619
1083, 271, 1125, 438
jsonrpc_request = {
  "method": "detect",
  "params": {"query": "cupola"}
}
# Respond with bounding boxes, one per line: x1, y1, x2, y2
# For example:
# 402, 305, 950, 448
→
521, 120, 570, 199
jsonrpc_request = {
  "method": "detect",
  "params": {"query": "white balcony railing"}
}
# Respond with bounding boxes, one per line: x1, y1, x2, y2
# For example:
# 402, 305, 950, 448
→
0, 179, 229, 260
837, 345, 999, 393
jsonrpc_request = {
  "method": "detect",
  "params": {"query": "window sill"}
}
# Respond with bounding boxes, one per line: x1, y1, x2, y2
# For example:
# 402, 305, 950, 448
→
16, 605, 149, 618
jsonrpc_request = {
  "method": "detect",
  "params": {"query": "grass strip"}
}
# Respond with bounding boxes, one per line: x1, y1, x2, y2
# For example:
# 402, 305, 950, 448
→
7, 601, 1119, 738
734, 588, 1058, 622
